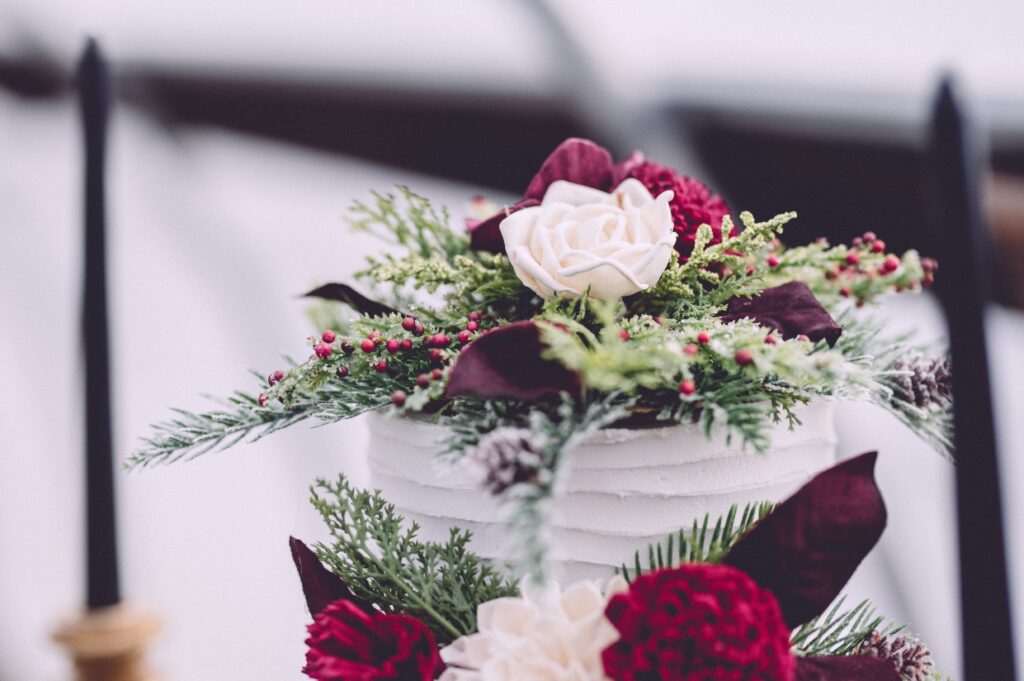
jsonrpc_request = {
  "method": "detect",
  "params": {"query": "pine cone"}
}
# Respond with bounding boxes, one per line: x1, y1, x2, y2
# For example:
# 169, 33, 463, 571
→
855, 631, 934, 681
891, 351, 952, 409
464, 428, 546, 495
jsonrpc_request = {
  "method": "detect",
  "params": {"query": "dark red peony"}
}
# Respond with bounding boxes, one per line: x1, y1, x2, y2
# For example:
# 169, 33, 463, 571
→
303, 598, 442, 681
602, 564, 795, 681
469, 138, 732, 261
614, 154, 734, 260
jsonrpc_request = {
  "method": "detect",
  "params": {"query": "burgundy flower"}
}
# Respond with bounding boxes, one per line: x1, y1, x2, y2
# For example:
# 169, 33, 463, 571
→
469, 138, 731, 260
614, 154, 734, 259
723, 452, 886, 628
445, 321, 581, 400
303, 283, 401, 318
303, 599, 442, 681
720, 281, 843, 347
290, 536, 371, 616
602, 564, 795, 681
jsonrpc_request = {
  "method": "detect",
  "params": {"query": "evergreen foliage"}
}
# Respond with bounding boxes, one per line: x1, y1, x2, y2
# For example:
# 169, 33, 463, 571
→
617, 501, 775, 581
790, 597, 900, 657
310, 474, 517, 646
127, 371, 389, 469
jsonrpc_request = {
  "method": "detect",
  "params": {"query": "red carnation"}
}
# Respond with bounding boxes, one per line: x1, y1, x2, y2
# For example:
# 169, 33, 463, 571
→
602, 564, 795, 681
615, 157, 734, 260
303, 599, 442, 681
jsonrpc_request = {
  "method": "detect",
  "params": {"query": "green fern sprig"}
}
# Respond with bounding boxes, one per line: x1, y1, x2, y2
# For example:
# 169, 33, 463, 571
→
617, 501, 775, 581
349, 185, 467, 262
310, 474, 517, 646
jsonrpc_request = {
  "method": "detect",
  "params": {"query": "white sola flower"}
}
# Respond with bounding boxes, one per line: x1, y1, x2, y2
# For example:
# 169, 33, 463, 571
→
439, 577, 628, 681
499, 178, 676, 300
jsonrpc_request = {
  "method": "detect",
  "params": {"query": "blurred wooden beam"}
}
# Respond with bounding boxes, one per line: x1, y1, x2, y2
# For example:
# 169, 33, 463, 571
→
987, 172, 1024, 308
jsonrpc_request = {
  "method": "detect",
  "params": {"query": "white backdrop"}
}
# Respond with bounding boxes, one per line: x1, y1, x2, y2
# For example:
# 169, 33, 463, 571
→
2, 93, 1023, 680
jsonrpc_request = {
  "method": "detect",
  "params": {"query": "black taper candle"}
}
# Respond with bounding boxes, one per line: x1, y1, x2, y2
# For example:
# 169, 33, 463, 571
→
927, 79, 1016, 679
78, 38, 120, 610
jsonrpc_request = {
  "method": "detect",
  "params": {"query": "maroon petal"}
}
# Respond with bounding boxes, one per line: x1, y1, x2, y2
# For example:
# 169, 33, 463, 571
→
720, 281, 843, 346
302, 283, 400, 318
445, 321, 581, 400
795, 655, 901, 681
723, 453, 886, 628
524, 138, 614, 201
468, 198, 539, 253
290, 536, 370, 616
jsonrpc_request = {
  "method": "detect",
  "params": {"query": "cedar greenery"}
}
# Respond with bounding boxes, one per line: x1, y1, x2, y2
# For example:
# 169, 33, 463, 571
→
310, 474, 517, 646
790, 597, 900, 657
129, 188, 953, 575
617, 501, 776, 581
126, 371, 390, 469
629, 212, 796, 319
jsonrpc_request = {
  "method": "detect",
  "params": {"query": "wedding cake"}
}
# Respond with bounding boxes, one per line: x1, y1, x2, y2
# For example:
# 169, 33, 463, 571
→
137, 137, 951, 680
367, 402, 836, 581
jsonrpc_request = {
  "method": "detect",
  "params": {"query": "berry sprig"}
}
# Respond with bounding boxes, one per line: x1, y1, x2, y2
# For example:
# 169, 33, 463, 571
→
259, 311, 499, 412
543, 314, 863, 406
759, 231, 935, 305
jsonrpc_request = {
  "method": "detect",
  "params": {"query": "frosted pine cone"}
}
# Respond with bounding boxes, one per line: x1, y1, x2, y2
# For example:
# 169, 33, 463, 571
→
464, 428, 547, 495
855, 631, 934, 681
891, 351, 952, 409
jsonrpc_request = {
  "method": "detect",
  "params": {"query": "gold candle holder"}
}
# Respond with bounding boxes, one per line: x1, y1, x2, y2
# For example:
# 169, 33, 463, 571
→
53, 604, 160, 681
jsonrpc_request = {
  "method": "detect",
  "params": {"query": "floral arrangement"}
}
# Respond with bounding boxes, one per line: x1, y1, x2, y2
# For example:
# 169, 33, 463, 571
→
132, 138, 953, 680
290, 454, 940, 680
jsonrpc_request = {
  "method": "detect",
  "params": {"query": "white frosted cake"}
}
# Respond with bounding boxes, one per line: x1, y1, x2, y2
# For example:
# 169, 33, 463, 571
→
367, 401, 837, 582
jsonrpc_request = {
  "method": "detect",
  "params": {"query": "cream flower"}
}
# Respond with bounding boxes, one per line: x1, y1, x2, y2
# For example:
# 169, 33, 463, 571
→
499, 179, 676, 300
439, 577, 628, 681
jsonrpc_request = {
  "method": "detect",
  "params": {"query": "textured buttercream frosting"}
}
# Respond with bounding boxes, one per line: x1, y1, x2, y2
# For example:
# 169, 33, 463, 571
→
366, 401, 837, 582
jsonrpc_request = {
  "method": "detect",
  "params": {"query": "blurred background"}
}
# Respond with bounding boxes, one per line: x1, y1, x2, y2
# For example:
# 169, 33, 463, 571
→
2, 1, 1023, 679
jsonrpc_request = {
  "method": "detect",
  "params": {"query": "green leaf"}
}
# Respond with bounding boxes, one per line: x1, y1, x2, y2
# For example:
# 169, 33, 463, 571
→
617, 500, 775, 581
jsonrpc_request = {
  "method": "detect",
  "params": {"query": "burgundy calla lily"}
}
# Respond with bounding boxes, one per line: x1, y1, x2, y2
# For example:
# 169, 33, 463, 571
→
523, 137, 614, 201
720, 281, 843, 347
290, 536, 370, 616
723, 452, 886, 628
303, 282, 401, 318
445, 321, 581, 400
468, 198, 539, 253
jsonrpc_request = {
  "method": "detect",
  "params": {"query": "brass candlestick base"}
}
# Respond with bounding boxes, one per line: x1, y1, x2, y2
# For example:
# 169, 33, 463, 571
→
53, 603, 160, 681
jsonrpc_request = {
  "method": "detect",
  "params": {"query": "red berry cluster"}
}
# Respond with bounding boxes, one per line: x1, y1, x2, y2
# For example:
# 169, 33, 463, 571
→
308, 313, 494, 407
826, 231, 937, 304
678, 330, 715, 396
920, 256, 938, 286
258, 368, 288, 406
259, 312, 498, 409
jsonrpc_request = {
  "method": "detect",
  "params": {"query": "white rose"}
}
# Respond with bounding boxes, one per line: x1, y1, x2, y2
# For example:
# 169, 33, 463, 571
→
439, 577, 628, 681
499, 178, 676, 300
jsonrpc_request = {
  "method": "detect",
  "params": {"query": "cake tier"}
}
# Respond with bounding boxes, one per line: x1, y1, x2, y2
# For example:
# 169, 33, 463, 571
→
366, 401, 837, 582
